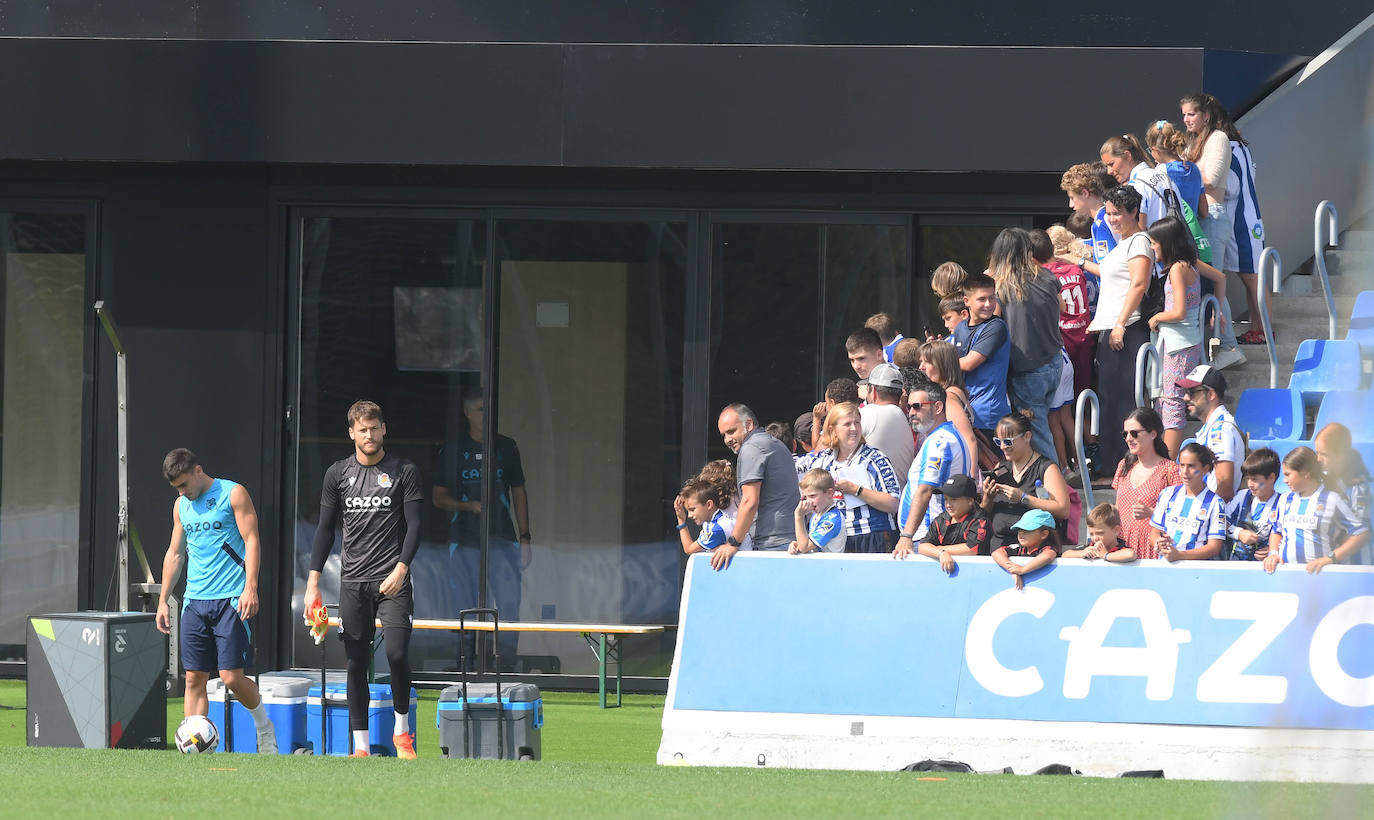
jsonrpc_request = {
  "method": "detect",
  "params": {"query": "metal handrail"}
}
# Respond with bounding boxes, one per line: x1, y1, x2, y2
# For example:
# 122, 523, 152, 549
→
1199, 293, 1221, 365
1134, 341, 1160, 409
1258, 248, 1282, 388
1314, 200, 1339, 340
1074, 390, 1100, 511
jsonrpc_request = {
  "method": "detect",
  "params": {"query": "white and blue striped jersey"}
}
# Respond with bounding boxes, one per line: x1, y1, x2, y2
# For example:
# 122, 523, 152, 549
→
1151, 484, 1228, 554
696, 509, 729, 551
1225, 488, 1279, 542
1329, 474, 1371, 564
1269, 486, 1368, 564
1197, 405, 1245, 496
1091, 206, 1118, 263
796, 444, 901, 536
807, 507, 847, 553
898, 421, 970, 539
1228, 141, 1265, 275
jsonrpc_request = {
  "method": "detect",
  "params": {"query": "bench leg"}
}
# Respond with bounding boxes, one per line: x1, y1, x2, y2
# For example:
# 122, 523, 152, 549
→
582, 632, 621, 709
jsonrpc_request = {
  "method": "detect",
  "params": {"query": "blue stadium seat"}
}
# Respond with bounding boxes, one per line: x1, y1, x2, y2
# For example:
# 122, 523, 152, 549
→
1235, 388, 1306, 441
1288, 339, 1365, 408
1313, 390, 1374, 441
1346, 291, 1374, 359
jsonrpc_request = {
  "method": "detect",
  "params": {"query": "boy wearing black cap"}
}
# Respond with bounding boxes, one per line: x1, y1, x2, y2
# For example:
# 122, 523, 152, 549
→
905, 474, 991, 574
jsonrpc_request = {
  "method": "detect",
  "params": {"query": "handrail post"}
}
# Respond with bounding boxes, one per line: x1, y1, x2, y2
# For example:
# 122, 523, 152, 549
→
1258, 248, 1282, 389
1199, 293, 1221, 365
94, 301, 131, 612
1314, 200, 1339, 340
1134, 341, 1159, 409
1074, 390, 1100, 511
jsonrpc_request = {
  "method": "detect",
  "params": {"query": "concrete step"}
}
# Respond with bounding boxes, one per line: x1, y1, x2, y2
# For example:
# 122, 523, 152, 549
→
1282, 270, 1371, 298
1340, 230, 1374, 252
1265, 293, 1358, 322
1326, 250, 1374, 281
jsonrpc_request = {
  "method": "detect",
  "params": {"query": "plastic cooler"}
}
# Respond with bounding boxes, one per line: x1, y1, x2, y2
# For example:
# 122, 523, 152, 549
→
437, 682, 543, 760
207, 673, 315, 753
307, 682, 417, 756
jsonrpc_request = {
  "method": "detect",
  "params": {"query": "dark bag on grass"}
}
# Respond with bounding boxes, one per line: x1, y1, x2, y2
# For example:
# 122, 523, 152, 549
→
902, 759, 976, 774
1119, 769, 1166, 778
1032, 763, 1081, 776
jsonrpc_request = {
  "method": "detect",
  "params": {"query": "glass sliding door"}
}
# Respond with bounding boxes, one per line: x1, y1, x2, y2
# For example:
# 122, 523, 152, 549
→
0, 209, 89, 662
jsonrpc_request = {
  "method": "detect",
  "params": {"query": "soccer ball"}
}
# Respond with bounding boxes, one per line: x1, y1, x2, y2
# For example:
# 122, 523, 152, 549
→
175, 715, 220, 754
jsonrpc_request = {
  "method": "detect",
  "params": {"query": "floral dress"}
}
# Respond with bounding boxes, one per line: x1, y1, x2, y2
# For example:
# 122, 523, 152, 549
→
1112, 458, 1183, 558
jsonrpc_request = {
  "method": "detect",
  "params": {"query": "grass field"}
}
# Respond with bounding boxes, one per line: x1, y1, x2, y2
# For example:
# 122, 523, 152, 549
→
0, 680, 1369, 818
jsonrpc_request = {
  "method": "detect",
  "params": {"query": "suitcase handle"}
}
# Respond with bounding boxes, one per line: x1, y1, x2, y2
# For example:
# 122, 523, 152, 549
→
457, 607, 503, 760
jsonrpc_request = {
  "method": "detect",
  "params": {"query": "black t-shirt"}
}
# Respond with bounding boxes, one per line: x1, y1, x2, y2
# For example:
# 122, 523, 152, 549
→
989, 455, 1059, 547
921, 508, 993, 555
440, 431, 526, 544
320, 453, 424, 581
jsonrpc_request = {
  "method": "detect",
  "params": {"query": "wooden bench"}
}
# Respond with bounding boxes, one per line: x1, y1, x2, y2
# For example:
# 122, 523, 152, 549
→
327, 616, 674, 708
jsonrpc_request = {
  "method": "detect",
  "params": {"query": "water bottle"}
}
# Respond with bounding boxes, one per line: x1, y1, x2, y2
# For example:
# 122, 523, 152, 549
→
1033, 480, 1050, 500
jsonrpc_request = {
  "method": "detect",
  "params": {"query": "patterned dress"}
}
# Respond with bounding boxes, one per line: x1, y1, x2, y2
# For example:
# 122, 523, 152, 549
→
1155, 265, 1202, 430
1112, 458, 1183, 559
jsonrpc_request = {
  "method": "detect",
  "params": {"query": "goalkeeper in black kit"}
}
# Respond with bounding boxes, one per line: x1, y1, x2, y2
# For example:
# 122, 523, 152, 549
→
303, 400, 424, 758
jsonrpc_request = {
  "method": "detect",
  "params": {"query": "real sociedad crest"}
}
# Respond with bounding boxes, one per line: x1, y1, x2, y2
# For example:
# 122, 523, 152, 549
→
378, 472, 392, 488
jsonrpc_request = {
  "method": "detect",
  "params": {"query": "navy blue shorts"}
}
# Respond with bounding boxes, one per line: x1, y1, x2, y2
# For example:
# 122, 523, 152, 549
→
181, 597, 252, 673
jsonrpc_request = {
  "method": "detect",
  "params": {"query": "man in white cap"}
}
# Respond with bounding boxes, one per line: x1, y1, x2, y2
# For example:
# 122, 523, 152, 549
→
859, 362, 915, 488
1179, 364, 1244, 503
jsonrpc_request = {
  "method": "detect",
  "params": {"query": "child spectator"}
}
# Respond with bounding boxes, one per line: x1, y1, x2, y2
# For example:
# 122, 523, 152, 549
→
1314, 422, 1372, 563
866, 312, 905, 363
793, 412, 815, 457
765, 421, 795, 454
1150, 442, 1228, 561
809, 377, 860, 452
993, 509, 1060, 589
1263, 446, 1370, 574
673, 478, 742, 556
1062, 503, 1135, 562
846, 328, 885, 383
951, 272, 1011, 438
1044, 226, 1095, 397
937, 296, 969, 340
1225, 447, 1281, 561
891, 338, 924, 368
1059, 162, 1116, 284
696, 459, 753, 551
916, 340, 982, 473
789, 468, 847, 554
906, 474, 991, 574
1146, 216, 1203, 458
931, 261, 969, 300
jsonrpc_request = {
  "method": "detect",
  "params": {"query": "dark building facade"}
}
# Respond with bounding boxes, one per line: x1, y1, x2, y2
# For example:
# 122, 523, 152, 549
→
0, 2, 1355, 685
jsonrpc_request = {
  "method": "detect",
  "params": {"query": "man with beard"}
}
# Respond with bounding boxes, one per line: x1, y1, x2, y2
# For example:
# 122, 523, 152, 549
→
893, 373, 971, 558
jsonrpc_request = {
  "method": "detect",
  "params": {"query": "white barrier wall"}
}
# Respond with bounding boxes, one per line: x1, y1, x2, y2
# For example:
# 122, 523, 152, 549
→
659, 553, 1374, 782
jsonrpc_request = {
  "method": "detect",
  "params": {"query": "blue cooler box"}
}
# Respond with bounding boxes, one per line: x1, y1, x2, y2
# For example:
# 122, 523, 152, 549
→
307, 682, 417, 756
206, 673, 315, 754
437, 682, 542, 760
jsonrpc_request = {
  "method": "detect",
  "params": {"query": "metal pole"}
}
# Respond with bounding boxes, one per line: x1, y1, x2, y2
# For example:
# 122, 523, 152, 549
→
1074, 390, 1100, 511
95, 301, 131, 612
1314, 201, 1339, 340
1199, 294, 1221, 365
1134, 342, 1159, 409
1258, 249, 1282, 389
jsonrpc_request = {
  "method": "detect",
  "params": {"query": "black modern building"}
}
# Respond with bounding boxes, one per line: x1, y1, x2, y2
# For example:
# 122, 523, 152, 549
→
1, 2, 1362, 686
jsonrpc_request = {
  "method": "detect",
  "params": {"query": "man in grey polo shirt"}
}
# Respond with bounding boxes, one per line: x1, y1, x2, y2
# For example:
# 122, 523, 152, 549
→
716, 403, 800, 570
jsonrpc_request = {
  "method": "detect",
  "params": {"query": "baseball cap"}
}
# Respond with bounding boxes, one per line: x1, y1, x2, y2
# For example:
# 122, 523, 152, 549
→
933, 474, 979, 500
1176, 364, 1227, 396
1010, 509, 1057, 532
793, 412, 814, 446
866, 362, 903, 390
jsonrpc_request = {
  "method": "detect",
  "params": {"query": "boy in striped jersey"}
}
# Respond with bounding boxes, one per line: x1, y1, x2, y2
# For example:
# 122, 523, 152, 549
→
1150, 442, 1228, 561
1225, 448, 1281, 561
1263, 447, 1369, 574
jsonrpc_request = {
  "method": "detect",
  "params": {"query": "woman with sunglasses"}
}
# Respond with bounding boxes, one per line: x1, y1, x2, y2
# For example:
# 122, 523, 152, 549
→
982, 410, 1071, 547
1111, 407, 1181, 559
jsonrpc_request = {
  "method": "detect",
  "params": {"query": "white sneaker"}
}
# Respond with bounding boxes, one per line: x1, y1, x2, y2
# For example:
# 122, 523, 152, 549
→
257, 724, 277, 754
1211, 348, 1247, 371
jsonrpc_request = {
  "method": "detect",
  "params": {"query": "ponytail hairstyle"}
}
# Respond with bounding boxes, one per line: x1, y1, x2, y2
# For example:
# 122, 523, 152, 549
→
931, 261, 970, 300
1283, 445, 1325, 486
1100, 134, 1152, 168
1145, 119, 1189, 161
697, 459, 739, 508
1180, 441, 1217, 470
996, 409, 1035, 438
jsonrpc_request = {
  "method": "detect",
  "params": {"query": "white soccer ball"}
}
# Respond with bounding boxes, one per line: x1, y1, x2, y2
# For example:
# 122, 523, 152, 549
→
175, 714, 220, 754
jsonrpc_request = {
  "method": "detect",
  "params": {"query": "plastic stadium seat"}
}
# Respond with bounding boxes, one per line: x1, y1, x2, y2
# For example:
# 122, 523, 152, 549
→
1288, 339, 1365, 408
1235, 388, 1307, 441
1313, 390, 1374, 441
1346, 291, 1374, 359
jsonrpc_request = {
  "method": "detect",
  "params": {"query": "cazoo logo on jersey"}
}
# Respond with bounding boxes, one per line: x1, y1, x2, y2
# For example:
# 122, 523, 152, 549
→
345, 495, 392, 509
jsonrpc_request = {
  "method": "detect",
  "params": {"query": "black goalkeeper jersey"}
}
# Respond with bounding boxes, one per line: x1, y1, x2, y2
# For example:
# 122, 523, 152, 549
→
319, 452, 424, 581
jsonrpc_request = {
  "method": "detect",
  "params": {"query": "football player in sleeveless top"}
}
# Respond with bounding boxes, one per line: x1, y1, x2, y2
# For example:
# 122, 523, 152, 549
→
155, 448, 277, 753
304, 401, 424, 758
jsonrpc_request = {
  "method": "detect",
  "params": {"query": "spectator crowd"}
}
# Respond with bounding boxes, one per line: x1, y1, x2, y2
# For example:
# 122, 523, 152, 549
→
674, 92, 1372, 585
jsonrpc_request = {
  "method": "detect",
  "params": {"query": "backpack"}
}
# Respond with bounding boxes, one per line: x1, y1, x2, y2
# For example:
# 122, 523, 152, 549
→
1139, 174, 1212, 265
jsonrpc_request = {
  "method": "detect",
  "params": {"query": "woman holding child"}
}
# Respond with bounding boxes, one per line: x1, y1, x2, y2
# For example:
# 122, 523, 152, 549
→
795, 402, 902, 553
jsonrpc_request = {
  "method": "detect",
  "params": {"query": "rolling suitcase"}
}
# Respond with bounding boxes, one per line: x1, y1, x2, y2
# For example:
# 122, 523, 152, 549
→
437, 608, 542, 760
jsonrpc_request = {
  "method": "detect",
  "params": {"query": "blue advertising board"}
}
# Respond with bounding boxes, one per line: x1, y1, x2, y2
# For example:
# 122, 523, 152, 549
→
669, 555, 1374, 731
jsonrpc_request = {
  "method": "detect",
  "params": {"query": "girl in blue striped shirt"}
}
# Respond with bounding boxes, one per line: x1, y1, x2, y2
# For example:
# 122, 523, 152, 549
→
1263, 447, 1369, 574
1150, 442, 1228, 561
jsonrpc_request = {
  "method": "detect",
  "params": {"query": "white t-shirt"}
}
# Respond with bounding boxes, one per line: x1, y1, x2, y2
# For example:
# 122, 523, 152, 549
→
1088, 232, 1155, 332
860, 402, 915, 490
1197, 405, 1245, 496
1129, 163, 1179, 229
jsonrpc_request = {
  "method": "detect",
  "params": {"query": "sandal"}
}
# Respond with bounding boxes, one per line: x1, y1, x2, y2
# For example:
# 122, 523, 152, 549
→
1238, 329, 1269, 345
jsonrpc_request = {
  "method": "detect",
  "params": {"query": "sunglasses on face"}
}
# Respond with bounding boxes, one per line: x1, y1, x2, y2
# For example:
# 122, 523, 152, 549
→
1186, 388, 1207, 398
993, 437, 1019, 448
1122, 429, 1147, 440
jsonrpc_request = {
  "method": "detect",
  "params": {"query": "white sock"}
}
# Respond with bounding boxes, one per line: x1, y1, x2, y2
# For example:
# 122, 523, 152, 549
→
353, 729, 369, 751
248, 702, 272, 730
394, 711, 409, 736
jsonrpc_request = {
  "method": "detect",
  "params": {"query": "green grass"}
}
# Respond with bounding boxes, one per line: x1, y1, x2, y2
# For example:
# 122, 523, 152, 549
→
0, 680, 1370, 818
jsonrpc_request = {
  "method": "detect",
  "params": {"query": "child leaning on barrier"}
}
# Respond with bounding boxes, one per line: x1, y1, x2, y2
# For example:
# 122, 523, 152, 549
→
1224, 448, 1281, 561
790, 468, 847, 554
992, 509, 1060, 589
903, 474, 991, 574
1262, 446, 1370, 574
1150, 442, 1228, 561
1061, 503, 1135, 562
